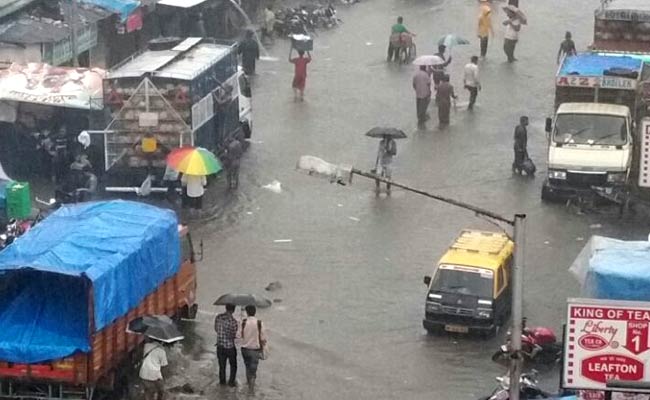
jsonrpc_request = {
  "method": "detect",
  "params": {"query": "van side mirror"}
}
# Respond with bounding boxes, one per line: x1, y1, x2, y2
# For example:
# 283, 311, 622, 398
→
545, 117, 553, 134
423, 276, 431, 286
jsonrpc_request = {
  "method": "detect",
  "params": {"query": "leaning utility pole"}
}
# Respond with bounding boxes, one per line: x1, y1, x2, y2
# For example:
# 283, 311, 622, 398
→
67, 0, 79, 67
296, 156, 527, 400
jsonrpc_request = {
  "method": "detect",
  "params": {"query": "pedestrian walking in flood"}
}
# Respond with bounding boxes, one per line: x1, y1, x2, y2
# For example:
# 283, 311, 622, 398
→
241, 305, 267, 392
215, 304, 239, 387
139, 339, 168, 400
239, 30, 260, 76
436, 75, 457, 126
225, 135, 243, 189
388, 16, 411, 62
432, 44, 453, 88
503, 6, 522, 63
557, 31, 577, 64
262, 6, 276, 43
478, 0, 494, 58
463, 56, 481, 111
512, 115, 533, 175
374, 135, 397, 194
289, 48, 312, 101
181, 174, 206, 211
413, 65, 432, 126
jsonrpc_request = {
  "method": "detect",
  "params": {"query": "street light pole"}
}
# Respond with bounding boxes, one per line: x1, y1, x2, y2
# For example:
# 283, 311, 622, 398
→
296, 156, 528, 400
509, 214, 526, 400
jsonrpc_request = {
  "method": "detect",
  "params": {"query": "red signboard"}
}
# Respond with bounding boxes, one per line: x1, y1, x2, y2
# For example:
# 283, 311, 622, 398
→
581, 354, 644, 383
564, 298, 650, 393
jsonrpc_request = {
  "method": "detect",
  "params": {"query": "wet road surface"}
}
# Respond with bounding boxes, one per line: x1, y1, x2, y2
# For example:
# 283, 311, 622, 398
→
176, 0, 650, 398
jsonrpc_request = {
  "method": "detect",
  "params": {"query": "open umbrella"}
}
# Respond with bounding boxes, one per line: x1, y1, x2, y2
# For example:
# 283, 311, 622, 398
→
166, 146, 222, 176
127, 315, 184, 344
437, 34, 470, 48
503, 5, 527, 24
413, 55, 445, 67
214, 293, 273, 308
365, 127, 408, 139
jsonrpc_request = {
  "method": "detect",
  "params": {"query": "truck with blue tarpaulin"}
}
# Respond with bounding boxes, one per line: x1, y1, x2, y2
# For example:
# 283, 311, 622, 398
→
0, 200, 198, 399
542, 52, 650, 202
99, 37, 249, 193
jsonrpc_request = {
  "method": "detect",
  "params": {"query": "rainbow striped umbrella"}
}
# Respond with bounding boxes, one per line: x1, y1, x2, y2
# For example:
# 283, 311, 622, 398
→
166, 146, 222, 176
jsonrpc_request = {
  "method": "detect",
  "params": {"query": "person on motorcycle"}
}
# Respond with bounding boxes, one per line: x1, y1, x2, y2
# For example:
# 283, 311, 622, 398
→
388, 17, 412, 62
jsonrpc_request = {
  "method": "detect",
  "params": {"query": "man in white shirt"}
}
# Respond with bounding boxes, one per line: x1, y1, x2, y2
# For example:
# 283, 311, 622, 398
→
181, 174, 207, 210
503, 8, 522, 63
463, 56, 481, 111
241, 305, 267, 392
139, 340, 168, 400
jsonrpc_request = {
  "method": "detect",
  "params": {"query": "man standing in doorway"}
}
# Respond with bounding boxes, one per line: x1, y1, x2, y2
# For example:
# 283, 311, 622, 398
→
413, 65, 431, 126
463, 56, 481, 111
477, 0, 494, 58
215, 304, 238, 387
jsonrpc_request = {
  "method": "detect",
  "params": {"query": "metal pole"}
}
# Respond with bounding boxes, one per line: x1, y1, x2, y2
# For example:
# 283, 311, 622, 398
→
69, 0, 79, 67
509, 214, 526, 400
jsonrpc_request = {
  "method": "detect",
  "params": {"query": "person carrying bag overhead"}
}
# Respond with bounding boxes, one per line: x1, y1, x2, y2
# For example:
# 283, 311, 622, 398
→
240, 305, 268, 392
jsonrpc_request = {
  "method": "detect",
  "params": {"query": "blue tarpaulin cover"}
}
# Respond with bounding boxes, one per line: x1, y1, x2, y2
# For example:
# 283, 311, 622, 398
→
569, 235, 650, 301
559, 53, 643, 76
79, 0, 140, 22
0, 200, 180, 363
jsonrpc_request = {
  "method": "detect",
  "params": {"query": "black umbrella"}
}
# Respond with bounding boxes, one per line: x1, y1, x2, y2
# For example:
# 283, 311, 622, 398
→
213, 293, 272, 308
127, 315, 184, 344
365, 127, 408, 139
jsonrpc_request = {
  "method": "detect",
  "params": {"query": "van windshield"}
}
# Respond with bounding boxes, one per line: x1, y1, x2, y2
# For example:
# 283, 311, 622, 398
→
431, 268, 493, 298
554, 114, 627, 146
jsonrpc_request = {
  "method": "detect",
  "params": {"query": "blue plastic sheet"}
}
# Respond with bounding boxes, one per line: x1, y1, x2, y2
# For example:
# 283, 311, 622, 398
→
559, 53, 642, 76
569, 236, 650, 301
0, 200, 180, 363
79, 0, 140, 22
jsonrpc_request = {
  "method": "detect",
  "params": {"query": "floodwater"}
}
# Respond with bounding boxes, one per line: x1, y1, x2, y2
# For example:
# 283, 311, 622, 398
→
167, 0, 650, 399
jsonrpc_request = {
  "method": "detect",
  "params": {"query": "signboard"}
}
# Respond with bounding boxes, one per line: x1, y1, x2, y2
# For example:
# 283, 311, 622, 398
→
599, 9, 650, 23
0, 63, 105, 110
640, 120, 650, 188
556, 75, 638, 90
564, 298, 650, 392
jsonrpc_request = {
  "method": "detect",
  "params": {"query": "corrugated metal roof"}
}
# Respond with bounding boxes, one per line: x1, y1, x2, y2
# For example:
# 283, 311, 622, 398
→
108, 41, 232, 80
0, 0, 37, 20
0, 3, 111, 45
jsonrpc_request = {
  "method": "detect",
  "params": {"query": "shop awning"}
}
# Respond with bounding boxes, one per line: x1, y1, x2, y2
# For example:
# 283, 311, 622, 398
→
0, 63, 106, 110
79, 0, 140, 22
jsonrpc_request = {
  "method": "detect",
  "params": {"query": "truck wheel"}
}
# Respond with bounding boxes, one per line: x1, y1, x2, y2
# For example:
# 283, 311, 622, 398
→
242, 121, 251, 139
541, 184, 555, 202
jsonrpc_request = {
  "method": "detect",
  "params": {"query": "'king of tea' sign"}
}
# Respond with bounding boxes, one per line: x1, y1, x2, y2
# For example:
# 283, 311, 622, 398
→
564, 298, 650, 392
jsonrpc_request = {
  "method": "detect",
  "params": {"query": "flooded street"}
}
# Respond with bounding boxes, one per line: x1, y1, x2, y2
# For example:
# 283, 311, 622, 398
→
183, 0, 650, 398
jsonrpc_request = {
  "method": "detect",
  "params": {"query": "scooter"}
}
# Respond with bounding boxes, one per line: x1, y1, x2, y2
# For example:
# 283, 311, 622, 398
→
492, 319, 562, 366
479, 370, 551, 400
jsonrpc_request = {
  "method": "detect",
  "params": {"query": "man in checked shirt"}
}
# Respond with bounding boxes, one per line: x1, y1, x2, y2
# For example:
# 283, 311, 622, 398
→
215, 304, 239, 386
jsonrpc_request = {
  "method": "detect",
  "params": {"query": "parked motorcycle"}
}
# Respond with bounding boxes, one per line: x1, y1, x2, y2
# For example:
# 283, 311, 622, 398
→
492, 320, 562, 366
479, 370, 551, 400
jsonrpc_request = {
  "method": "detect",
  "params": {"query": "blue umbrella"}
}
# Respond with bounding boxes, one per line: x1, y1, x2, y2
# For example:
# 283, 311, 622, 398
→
438, 34, 470, 48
